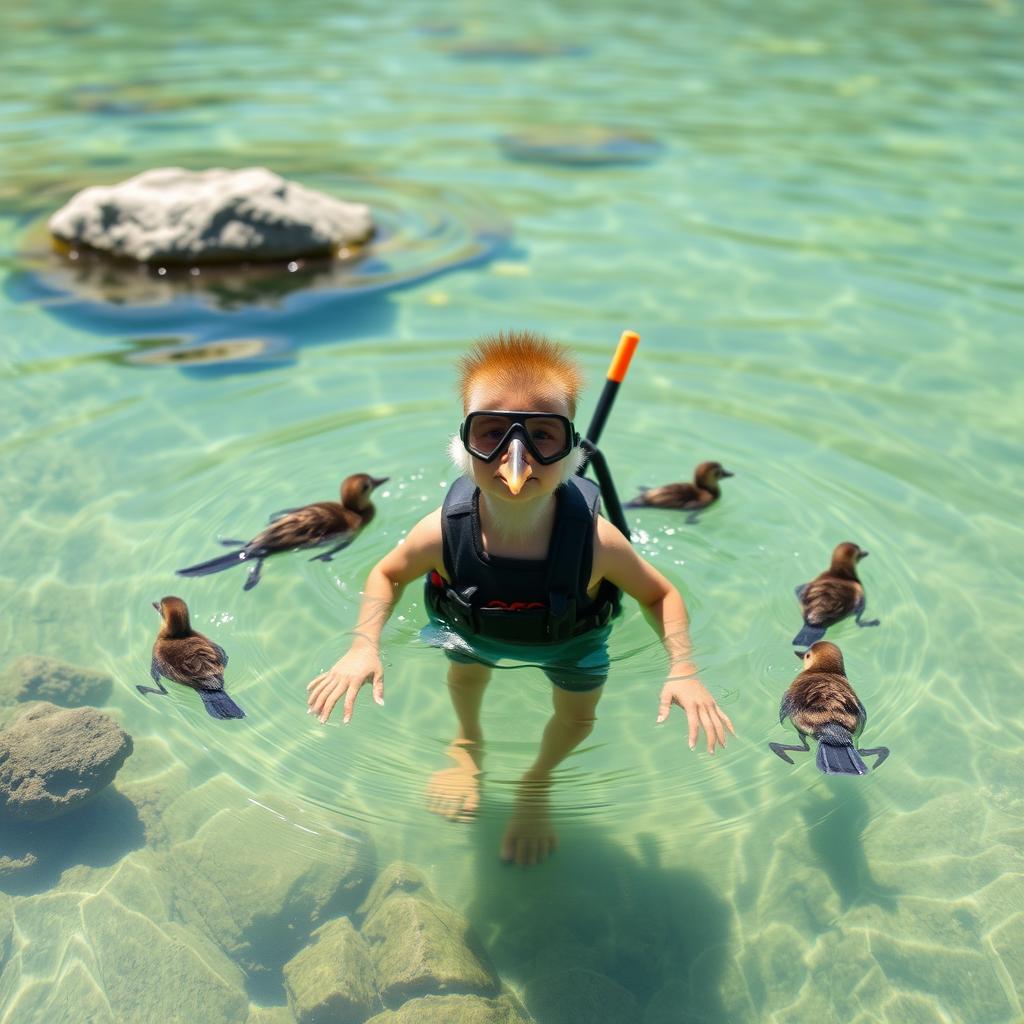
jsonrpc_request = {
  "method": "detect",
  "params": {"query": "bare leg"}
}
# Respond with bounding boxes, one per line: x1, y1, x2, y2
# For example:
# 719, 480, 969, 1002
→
502, 686, 603, 866
427, 660, 491, 822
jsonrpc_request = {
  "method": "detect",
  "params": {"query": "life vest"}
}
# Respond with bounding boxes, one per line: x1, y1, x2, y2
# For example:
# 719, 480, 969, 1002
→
424, 475, 621, 644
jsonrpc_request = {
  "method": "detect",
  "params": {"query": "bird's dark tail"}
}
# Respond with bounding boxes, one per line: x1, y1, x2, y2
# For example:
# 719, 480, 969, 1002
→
198, 689, 246, 720
624, 494, 647, 509
176, 549, 251, 578
793, 622, 827, 647
816, 724, 867, 775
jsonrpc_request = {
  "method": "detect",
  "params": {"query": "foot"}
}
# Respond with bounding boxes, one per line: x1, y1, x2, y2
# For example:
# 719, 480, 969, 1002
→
427, 741, 482, 823
501, 773, 557, 866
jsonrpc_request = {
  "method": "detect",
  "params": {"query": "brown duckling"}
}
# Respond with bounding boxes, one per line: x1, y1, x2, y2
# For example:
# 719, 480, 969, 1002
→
141, 596, 244, 720
177, 473, 388, 590
769, 641, 888, 775
625, 461, 733, 523
793, 541, 879, 647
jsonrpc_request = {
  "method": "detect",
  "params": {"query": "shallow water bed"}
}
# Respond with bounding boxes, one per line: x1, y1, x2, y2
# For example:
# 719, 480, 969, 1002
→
1, 0, 1022, 1021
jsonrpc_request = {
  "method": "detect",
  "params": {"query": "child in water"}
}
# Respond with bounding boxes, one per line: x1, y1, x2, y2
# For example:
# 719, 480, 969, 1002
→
307, 331, 734, 865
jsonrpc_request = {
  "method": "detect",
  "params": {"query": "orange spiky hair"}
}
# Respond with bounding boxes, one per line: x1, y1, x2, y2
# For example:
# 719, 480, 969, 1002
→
458, 330, 583, 417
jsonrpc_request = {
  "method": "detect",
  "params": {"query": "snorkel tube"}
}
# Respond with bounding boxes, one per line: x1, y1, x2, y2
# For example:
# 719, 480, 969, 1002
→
578, 329, 640, 540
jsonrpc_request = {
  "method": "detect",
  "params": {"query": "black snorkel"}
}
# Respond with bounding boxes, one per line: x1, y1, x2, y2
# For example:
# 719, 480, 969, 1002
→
578, 330, 639, 541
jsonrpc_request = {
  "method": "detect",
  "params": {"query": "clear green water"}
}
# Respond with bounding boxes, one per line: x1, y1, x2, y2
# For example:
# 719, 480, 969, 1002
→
2, 0, 1023, 1021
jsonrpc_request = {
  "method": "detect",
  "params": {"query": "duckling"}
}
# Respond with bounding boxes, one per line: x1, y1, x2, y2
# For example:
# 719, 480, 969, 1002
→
625, 461, 734, 523
793, 541, 879, 647
140, 596, 245, 720
177, 473, 388, 590
769, 642, 888, 775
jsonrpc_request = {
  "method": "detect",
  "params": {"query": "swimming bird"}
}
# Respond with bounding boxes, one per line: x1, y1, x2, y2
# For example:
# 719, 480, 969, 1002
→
769, 642, 888, 775
625, 461, 733, 523
140, 596, 245, 720
176, 473, 388, 590
793, 541, 879, 647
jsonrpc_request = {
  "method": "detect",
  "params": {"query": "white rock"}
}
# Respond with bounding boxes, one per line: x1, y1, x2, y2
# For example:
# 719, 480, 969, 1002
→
48, 167, 374, 265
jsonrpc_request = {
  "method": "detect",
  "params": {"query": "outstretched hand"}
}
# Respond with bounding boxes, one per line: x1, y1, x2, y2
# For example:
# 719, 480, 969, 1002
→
306, 647, 384, 724
656, 676, 735, 754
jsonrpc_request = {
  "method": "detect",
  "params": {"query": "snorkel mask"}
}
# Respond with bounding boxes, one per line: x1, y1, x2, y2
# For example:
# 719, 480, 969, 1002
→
459, 410, 580, 495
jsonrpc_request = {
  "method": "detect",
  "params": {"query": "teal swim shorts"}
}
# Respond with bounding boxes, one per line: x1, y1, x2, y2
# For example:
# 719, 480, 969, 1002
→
421, 613, 611, 692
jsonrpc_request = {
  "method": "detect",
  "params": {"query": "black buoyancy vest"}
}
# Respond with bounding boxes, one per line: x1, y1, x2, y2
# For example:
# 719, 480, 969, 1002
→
425, 475, 621, 644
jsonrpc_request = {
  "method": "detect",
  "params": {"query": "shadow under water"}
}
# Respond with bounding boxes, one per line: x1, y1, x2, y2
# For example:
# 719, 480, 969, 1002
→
467, 817, 731, 1024
800, 785, 898, 912
0, 788, 145, 897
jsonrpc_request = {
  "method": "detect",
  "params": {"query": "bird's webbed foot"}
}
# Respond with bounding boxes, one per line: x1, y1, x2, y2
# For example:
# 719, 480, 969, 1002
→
309, 539, 352, 562
858, 746, 889, 769
137, 681, 169, 698
769, 735, 810, 764
243, 559, 264, 591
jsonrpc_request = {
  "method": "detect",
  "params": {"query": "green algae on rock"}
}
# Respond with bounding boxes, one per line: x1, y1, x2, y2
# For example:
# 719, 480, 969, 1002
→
170, 802, 375, 975
357, 861, 431, 922
283, 916, 380, 1024
0, 703, 133, 822
0, 655, 113, 708
364, 993, 534, 1024
362, 892, 499, 1006
81, 890, 250, 1023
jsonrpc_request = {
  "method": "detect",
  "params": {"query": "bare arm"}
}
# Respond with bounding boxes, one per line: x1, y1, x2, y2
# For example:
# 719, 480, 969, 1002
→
592, 516, 735, 753
307, 509, 444, 723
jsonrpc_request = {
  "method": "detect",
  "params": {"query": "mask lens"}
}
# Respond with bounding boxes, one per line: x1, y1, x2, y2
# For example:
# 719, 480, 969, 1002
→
524, 416, 569, 459
467, 414, 515, 458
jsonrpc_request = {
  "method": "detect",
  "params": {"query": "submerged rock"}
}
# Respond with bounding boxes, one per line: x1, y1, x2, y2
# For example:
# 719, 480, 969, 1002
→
357, 860, 431, 921
365, 993, 533, 1024
170, 802, 375, 975
1, 892, 12, 967
362, 891, 499, 1005
0, 702, 133, 822
49, 167, 374, 265
0, 654, 113, 707
283, 916, 379, 1024
81, 890, 250, 1023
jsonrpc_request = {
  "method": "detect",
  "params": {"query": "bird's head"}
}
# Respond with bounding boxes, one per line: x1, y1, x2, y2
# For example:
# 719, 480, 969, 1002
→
832, 541, 868, 572
154, 595, 191, 636
796, 640, 846, 674
694, 461, 734, 488
340, 473, 388, 511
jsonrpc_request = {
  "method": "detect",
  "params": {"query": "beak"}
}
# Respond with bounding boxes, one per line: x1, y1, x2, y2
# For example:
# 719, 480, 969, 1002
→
720, 469, 735, 478
794, 650, 805, 660
152, 601, 161, 612
370, 476, 389, 489
859, 550, 869, 559
498, 437, 532, 495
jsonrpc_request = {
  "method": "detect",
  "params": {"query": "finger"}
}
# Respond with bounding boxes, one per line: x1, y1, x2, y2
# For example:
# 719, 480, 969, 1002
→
373, 672, 385, 706
709, 706, 727, 749
341, 683, 360, 724
319, 688, 344, 723
462, 786, 480, 817
687, 708, 699, 750
698, 707, 715, 754
720, 710, 736, 735
311, 678, 342, 715
656, 694, 671, 724
500, 835, 515, 863
306, 672, 327, 692
307, 677, 331, 709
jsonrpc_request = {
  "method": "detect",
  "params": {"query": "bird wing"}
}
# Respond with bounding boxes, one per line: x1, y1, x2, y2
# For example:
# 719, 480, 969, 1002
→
778, 691, 796, 724
634, 483, 703, 509
801, 577, 856, 626
252, 502, 355, 552
157, 635, 225, 688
